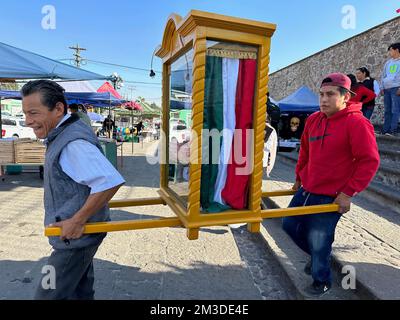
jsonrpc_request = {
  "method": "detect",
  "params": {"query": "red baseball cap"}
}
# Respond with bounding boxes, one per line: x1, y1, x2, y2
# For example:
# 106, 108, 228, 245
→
320, 73, 356, 96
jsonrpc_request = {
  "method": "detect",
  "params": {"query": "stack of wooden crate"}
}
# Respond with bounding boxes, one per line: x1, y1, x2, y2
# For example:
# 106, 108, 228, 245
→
0, 139, 46, 164
0, 139, 15, 164
14, 139, 46, 163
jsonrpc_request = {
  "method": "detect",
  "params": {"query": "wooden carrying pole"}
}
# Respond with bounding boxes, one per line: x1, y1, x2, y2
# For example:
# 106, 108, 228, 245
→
44, 192, 339, 236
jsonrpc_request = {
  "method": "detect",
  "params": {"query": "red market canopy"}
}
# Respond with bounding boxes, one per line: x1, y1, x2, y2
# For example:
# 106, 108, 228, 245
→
123, 101, 143, 111
97, 81, 122, 99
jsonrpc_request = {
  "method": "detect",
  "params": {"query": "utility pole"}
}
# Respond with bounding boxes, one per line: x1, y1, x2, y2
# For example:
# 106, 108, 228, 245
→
69, 44, 86, 68
127, 86, 136, 101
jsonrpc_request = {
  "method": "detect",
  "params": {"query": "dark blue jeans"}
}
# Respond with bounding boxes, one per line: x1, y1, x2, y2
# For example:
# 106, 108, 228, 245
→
362, 106, 374, 120
383, 87, 400, 134
34, 243, 101, 300
282, 187, 341, 284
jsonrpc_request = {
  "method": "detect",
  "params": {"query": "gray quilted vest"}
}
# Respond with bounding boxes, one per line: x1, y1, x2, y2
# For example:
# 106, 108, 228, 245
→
44, 114, 110, 249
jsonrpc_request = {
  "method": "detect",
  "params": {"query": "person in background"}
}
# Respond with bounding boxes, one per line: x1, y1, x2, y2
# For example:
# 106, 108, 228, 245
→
78, 104, 89, 115
263, 116, 278, 177
347, 74, 376, 116
266, 92, 281, 133
355, 67, 380, 120
282, 73, 379, 297
135, 121, 144, 136
102, 115, 115, 139
380, 42, 400, 136
69, 103, 92, 127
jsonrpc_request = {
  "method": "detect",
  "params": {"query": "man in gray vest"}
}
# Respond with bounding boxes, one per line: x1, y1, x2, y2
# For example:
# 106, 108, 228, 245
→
21, 80, 125, 299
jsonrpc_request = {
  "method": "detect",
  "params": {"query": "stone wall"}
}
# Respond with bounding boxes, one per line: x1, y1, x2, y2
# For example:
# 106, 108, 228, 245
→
268, 17, 400, 125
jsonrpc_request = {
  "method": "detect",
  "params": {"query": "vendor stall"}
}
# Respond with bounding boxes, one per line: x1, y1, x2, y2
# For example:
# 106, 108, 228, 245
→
277, 86, 319, 150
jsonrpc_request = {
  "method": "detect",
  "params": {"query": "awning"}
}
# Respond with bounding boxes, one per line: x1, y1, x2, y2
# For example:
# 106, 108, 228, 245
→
0, 90, 125, 107
87, 112, 105, 122
97, 82, 122, 99
0, 41, 108, 80
56, 80, 96, 92
123, 101, 143, 111
0, 90, 21, 99
278, 86, 320, 113
65, 92, 125, 107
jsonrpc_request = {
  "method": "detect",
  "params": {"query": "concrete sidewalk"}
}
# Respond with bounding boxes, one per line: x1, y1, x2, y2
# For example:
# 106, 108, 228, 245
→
260, 159, 400, 300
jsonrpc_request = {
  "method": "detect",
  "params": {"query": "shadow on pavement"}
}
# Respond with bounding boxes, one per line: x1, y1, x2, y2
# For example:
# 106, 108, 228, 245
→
0, 173, 43, 191
119, 156, 160, 188
0, 257, 261, 300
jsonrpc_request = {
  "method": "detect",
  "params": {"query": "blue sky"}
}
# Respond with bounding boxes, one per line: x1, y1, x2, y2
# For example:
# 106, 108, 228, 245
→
1, 0, 399, 104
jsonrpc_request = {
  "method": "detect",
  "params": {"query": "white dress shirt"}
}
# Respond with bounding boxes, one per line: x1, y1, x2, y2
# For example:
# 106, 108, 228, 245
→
55, 114, 125, 194
263, 124, 278, 177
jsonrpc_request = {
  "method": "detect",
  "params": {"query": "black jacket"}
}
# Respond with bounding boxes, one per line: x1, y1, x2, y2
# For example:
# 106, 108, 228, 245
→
361, 78, 376, 109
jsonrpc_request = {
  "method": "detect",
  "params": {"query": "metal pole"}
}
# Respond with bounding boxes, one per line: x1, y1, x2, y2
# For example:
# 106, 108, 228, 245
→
131, 108, 134, 154
0, 97, 2, 139
112, 82, 116, 140
108, 93, 111, 139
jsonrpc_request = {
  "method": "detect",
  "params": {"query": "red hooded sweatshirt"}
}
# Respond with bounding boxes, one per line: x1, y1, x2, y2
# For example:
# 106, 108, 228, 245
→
295, 102, 380, 197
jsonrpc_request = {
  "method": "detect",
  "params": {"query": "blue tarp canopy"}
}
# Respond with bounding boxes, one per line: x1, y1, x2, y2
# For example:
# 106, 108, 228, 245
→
277, 86, 320, 112
87, 112, 105, 122
0, 90, 20, 99
66, 92, 126, 107
0, 42, 108, 80
0, 90, 125, 107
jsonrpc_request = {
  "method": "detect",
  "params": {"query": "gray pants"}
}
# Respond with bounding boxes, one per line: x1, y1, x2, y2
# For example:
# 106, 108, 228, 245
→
34, 244, 100, 300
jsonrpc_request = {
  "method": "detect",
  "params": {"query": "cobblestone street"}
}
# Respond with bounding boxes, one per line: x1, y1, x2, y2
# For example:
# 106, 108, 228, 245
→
0, 142, 299, 300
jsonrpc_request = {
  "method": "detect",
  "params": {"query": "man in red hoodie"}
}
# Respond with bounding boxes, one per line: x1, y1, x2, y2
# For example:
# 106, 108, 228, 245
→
282, 73, 380, 297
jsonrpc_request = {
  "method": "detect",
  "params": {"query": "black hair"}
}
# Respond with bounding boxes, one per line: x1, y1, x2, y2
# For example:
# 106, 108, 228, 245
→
337, 87, 349, 96
356, 67, 370, 78
347, 74, 358, 87
388, 43, 400, 51
77, 103, 87, 113
69, 103, 79, 112
21, 80, 68, 115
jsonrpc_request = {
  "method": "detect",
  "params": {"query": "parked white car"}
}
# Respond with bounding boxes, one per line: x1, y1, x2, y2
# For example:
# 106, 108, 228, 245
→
91, 120, 103, 135
1, 117, 36, 139
1, 111, 12, 117
169, 123, 191, 144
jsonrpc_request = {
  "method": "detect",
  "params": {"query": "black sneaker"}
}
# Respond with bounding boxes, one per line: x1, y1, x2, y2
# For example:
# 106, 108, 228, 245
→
304, 281, 331, 297
304, 261, 312, 275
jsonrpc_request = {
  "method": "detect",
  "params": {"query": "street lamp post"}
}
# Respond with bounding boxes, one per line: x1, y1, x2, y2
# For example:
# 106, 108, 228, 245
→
109, 72, 123, 139
109, 72, 123, 116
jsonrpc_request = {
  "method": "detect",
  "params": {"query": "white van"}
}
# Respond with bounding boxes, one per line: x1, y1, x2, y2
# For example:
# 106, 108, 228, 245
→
1, 117, 36, 139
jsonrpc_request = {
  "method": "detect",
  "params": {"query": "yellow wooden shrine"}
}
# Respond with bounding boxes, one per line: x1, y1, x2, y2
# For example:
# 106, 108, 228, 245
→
46, 10, 338, 240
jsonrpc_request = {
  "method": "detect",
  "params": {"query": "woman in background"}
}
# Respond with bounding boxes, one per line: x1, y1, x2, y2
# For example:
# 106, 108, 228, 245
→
355, 67, 380, 120
347, 74, 376, 119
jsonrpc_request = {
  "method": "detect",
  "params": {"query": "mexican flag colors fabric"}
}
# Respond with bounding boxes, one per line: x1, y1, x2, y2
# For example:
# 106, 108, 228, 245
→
200, 55, 257, 212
